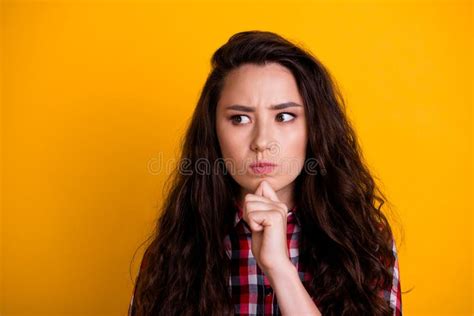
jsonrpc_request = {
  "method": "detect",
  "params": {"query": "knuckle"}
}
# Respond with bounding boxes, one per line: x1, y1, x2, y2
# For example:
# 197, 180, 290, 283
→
245, 202, 254, 211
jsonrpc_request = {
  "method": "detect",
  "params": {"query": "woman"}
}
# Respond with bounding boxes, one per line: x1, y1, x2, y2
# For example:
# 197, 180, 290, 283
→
128, 30, 403, 315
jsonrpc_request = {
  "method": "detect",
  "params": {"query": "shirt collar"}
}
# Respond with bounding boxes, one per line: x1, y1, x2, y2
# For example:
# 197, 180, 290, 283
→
233, 200, 300, 227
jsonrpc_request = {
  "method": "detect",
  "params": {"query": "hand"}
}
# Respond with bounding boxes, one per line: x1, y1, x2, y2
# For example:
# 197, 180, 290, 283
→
242, 180, 291, 275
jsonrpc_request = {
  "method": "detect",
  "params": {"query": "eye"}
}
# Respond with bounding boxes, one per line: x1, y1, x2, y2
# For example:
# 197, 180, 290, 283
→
276, 112, 296, 122
230, 115, 251, 125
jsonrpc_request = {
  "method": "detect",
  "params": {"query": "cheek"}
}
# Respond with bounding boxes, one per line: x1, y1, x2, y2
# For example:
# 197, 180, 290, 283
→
216, 120, 228, 153
217, 126, 244, 160
217, 132, 249, 177
220, 138, 237, 158
283, 126, 307, 153
278, 128, 307, 175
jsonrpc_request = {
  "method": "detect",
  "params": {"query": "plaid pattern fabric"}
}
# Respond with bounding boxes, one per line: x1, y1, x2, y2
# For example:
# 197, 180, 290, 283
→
223, 202, 314, 315
128, 203, 402, 316
223, 202, 403, 316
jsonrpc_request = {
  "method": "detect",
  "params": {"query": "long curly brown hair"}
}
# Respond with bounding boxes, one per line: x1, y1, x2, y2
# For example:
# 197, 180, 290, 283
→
129, 30, 406, 315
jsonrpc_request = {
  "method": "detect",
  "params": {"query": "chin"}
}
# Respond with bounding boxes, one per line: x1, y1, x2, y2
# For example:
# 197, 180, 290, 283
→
244, 176, 279, 190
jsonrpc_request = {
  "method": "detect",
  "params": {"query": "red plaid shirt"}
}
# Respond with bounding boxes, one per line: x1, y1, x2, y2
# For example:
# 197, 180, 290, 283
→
222, 202, 403, 315
128, 203, 402, 315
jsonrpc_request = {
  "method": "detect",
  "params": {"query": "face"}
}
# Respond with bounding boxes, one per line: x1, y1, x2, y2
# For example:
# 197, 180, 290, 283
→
216, 62, 308, 207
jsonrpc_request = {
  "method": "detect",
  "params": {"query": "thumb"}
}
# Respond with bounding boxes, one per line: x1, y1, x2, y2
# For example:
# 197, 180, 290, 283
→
260, 180, 280, 202
254, 181, 264, 196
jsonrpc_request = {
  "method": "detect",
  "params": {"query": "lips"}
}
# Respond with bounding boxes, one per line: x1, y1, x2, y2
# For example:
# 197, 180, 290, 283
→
250, 161, 277, 168
249, 161, 277, 175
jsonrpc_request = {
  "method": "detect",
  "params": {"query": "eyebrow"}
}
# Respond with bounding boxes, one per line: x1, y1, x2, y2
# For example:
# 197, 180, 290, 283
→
225, 102, 303, 112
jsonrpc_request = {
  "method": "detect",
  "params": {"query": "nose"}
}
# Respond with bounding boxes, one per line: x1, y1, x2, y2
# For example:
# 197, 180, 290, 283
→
250, 120, 273, 155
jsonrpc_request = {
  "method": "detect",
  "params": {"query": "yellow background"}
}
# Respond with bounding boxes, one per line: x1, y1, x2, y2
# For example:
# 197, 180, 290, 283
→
1, 0, 472, 315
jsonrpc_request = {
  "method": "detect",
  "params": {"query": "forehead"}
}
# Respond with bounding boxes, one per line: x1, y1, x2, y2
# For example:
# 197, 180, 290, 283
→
218, 62, 304, 107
